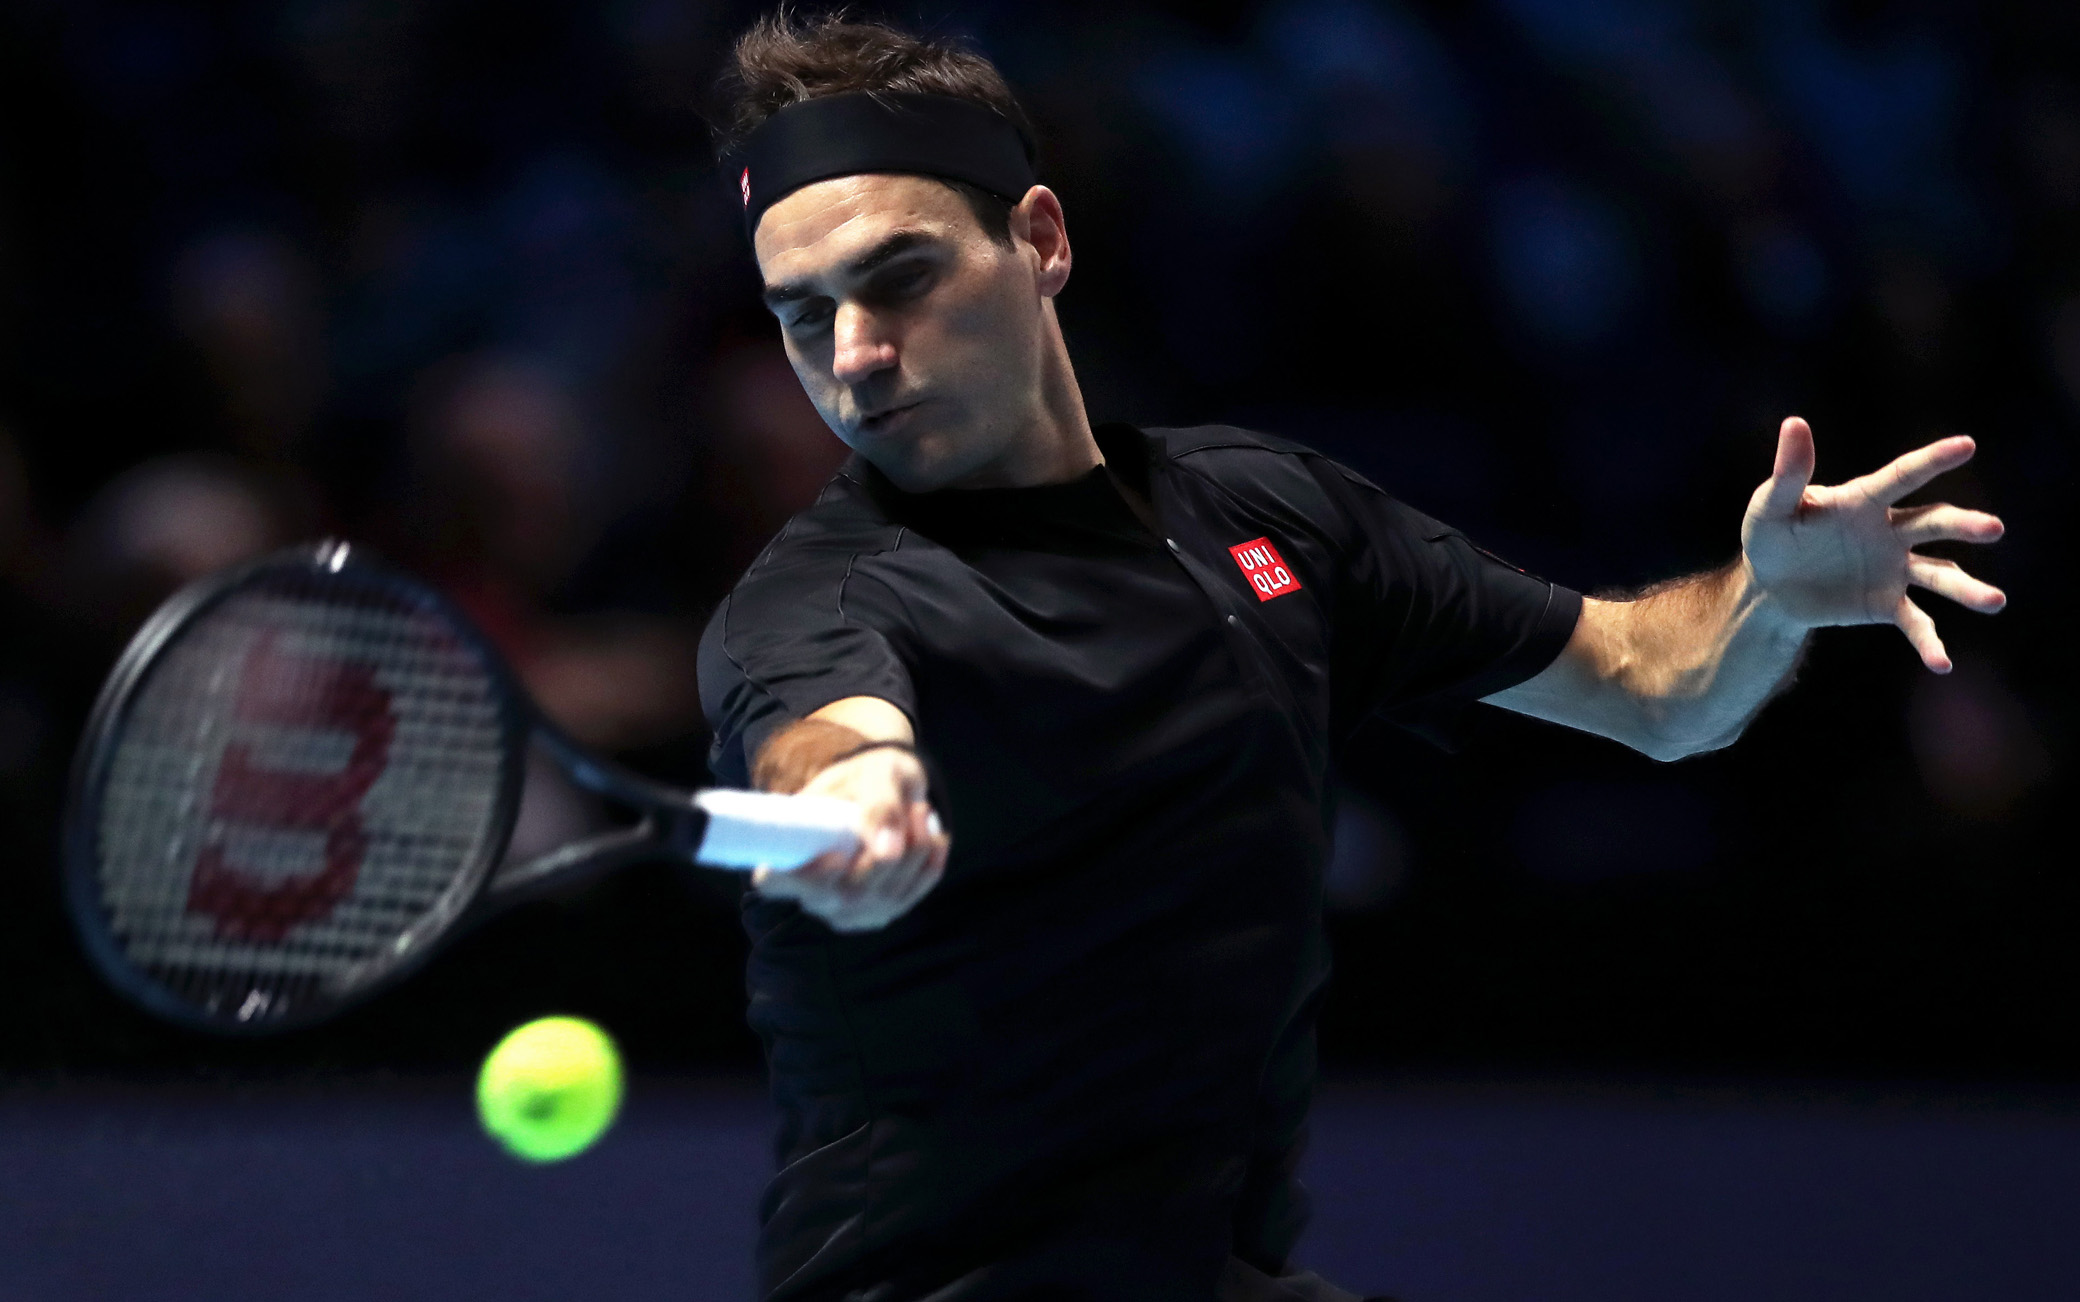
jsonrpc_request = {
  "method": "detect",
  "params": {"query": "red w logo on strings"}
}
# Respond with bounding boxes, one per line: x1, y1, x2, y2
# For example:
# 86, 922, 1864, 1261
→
187, 631, 395, 943
1228, 537, 1302, 602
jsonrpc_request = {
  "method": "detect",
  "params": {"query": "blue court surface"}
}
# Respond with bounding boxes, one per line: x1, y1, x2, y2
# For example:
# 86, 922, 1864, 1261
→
3, 1076, 2075, 1301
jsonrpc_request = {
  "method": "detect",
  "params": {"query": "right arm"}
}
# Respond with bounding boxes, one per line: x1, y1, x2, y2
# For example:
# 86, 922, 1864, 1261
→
748, 696, 949, 932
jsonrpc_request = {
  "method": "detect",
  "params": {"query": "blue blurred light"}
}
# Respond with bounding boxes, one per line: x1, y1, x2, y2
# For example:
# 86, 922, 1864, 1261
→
1501, 0, 1765, 162
1259, 0, 1472, 156
1740, 218, 1830, 331
1763, 6, 1985, 258
1490, 175, 1644, 346
1502, 0, 1677, 65
1135, 45, 1304, 204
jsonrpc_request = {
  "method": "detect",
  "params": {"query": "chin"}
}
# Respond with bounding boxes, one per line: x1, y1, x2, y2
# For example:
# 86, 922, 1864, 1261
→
859, 425, 978, 494
869, 451, 958, 494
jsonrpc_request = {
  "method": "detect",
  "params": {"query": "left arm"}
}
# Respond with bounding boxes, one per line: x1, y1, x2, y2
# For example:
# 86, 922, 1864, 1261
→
1486, 417, 2006, 761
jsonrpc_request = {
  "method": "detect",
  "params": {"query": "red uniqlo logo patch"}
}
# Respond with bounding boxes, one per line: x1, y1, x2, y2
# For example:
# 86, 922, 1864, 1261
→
1228, 537, 1302, 602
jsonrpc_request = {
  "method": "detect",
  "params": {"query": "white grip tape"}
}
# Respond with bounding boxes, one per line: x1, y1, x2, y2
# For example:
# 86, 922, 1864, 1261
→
692, 789, 859, 871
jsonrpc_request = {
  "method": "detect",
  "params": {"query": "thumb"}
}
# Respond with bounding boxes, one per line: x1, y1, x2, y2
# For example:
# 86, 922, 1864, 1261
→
1760, 416, 1816, 515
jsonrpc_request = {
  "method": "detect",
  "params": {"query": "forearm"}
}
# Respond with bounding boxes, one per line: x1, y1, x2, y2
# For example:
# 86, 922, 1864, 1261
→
1488, 560, 1808, 760
1591, 559, 1809, 757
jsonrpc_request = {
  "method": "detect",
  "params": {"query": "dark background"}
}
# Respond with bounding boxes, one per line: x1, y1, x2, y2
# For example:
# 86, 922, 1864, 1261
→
0, 0, 2072, 1087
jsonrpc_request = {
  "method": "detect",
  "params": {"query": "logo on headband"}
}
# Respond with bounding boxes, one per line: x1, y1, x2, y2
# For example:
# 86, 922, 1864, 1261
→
740, 167, 751, 207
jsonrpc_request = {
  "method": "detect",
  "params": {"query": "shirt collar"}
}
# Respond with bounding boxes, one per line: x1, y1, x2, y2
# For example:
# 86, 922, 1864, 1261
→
843, 422, 1157, 546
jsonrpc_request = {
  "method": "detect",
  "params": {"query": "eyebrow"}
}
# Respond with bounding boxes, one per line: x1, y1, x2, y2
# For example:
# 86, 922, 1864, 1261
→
761, 229, 938, 309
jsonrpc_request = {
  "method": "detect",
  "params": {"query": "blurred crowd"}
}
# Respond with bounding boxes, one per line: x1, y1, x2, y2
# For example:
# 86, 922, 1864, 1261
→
0, 0, 2072, 1074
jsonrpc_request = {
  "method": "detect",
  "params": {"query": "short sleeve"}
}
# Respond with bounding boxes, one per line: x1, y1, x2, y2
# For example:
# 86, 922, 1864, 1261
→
1308, 460, 1581, 748
698, 561, 917, 787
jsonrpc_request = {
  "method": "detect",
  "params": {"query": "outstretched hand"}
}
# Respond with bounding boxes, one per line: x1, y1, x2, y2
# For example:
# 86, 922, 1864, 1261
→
1740, 416, 2005, 673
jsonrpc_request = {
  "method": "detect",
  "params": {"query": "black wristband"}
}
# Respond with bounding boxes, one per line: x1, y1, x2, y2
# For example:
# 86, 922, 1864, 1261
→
825, 739, 943, 815
827, 738, 920, 766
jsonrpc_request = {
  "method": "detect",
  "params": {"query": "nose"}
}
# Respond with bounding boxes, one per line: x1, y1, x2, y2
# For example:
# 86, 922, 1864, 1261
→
831, 301, 898, 386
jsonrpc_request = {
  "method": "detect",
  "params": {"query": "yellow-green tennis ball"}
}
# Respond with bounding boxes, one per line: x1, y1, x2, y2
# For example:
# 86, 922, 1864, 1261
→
476, 1016, 623, 1163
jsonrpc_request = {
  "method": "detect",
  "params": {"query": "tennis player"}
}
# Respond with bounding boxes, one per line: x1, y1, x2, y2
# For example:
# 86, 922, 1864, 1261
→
697, 15, 2007, 1302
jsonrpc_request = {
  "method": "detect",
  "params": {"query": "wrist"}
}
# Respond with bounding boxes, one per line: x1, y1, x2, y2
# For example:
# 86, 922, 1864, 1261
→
819, 736, 935, 815
1735, 551, 1810, 641
751, 717, 870, 793
827, 738, 920, 767
821, 738, 935, 808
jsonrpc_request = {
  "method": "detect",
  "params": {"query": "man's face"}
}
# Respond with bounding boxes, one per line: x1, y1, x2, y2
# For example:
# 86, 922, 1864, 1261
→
755, 174, 1051, 492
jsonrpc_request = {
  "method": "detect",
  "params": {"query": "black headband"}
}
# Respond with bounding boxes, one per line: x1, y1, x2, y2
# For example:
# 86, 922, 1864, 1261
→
733, 91, 1037, 240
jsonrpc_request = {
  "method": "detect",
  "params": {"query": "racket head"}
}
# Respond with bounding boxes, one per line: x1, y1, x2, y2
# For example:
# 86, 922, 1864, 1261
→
64, 542, 529, 1032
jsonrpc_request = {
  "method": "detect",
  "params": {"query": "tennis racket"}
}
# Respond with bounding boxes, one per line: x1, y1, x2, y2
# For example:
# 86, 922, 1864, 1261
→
64, 540, 857, 1033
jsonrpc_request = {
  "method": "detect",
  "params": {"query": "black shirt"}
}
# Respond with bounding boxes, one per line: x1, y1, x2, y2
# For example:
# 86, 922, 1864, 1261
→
699, 423, 1581, 1302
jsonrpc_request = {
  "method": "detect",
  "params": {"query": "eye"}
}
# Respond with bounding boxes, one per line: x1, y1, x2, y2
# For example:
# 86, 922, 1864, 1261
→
787, 301, 834, 333
868, 264, 935, 304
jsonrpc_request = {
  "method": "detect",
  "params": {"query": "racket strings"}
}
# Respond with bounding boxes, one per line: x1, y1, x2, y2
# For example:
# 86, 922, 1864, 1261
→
91, 569, 510, 1020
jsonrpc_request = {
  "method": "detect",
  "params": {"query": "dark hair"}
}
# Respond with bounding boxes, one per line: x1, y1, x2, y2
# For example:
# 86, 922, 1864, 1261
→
717, 9, 1035, 245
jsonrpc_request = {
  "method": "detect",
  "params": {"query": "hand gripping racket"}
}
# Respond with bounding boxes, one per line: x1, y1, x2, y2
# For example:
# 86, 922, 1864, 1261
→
64, 540, 856, 1033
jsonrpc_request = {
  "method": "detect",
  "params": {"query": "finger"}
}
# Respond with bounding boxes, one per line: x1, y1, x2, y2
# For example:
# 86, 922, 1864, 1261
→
789, 843, 894, 928
859, 824, 928, 907
1907, 553, 2007, 614
872, 807, 944, 914
1891, 503, 2004, 546
1892, 593, 1951, 673
907, 810, 951, 902
834, 824, 927, 931
904, 802, 951, 892
790, 834, 873, 908
840, 838, 890, 897
1760, 416, 1817, 514
752, 850, 841, 900
881, 851, 934, 915
874, 803, 935, 902
815, 850, 875, 907
892, 848, 944, 914
841, 810, 911, 896
1851, 435, 1975, 506
916, 834, 948, 891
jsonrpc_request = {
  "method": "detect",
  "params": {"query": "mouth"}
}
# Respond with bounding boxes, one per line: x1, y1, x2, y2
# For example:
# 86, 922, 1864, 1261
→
856, 401, 921, 436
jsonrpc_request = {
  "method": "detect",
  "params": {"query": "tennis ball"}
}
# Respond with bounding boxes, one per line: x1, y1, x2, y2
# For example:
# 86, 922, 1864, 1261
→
476, 1016, 624, 1163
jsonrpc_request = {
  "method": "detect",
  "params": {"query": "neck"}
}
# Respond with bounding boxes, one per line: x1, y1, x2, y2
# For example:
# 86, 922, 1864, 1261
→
947, 301, 1099, 490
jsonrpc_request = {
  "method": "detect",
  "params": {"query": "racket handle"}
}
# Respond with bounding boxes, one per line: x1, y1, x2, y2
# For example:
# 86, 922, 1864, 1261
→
691, 789, 859, 871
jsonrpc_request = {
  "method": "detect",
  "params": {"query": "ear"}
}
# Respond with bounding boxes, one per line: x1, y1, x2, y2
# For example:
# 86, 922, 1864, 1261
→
1012, 186, 1071, 297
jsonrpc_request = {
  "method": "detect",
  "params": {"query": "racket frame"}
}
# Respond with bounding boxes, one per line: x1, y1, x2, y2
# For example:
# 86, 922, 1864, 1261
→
485, 723, 713, 898
63, 541, 532, 1033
